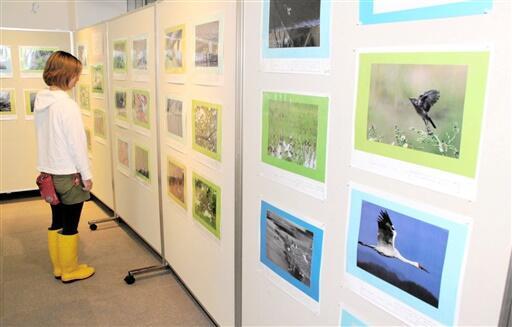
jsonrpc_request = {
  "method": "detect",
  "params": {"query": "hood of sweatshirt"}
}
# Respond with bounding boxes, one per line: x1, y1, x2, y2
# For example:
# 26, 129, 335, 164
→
34, 89, 70, 113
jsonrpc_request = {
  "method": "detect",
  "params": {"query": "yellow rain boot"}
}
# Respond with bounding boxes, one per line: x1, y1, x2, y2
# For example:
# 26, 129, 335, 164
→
48, 230, 62, 279
57, 233, 95, 283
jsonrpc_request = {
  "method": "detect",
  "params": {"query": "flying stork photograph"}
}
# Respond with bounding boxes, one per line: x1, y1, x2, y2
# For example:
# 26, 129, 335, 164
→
366, 63, 468, 158
268, 0, 321, 48
356, 200, 449, 308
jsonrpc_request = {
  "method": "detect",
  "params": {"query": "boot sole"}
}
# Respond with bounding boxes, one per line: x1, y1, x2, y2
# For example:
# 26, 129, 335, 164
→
61, 272, 95, 284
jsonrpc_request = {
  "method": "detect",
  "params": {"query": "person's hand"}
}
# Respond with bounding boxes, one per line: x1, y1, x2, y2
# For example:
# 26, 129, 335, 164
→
82, 179, 93, 191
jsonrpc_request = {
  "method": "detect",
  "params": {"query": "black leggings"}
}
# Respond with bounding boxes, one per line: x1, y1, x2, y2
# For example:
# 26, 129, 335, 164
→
49, 202, 84, 235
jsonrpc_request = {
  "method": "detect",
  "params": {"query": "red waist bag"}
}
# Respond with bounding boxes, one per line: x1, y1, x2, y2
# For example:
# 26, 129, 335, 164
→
36, 173, 60, 205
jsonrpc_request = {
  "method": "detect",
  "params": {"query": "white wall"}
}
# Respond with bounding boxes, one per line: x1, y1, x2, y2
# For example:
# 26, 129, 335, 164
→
0, 1, 74, 30
75, 1, 126, 30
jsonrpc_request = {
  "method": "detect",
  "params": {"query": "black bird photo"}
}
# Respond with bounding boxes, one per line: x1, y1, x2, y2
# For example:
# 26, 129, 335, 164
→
409, 89, 440, 129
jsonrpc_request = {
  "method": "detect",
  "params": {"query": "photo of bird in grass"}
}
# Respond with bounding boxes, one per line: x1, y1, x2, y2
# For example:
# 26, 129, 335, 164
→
366, 63, 468, 158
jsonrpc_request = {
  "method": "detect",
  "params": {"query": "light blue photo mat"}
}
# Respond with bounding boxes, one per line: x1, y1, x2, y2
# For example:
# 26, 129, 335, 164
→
340, 309, 367, 326
261, 0, 331, 59
359, 0, 492, 24
346, 189, 469, 325
260, 200, 323, 301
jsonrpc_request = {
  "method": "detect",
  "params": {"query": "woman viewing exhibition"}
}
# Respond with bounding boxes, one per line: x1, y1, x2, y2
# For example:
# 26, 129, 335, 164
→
34, 51, 95, 283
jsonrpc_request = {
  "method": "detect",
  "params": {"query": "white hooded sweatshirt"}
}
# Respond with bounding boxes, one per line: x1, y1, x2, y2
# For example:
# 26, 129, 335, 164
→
34, 89, 92, 180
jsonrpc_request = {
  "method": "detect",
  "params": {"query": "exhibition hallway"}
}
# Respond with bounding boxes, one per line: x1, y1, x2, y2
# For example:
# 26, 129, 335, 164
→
0, 196, 214, 326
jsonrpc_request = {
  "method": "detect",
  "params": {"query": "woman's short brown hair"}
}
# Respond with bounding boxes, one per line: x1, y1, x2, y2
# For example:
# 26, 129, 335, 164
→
43, 51, 82, 89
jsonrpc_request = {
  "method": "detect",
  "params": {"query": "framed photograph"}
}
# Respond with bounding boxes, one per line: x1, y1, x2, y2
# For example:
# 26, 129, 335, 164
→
78, 84, 91, 113
76, 43, 88, 74
262, 91, 328, 182
167, 157, 186, 209
19, 46, 58, 76
23, 89, 39, 119
112, 39, 128, 75
340, 309, 367, 327
345, 186, 470, 325
360, 0, 493, 25
91, 64, 104, 96
0, 88, 16, 119
353, 49, 490, 199
260, 200, 323, 301
114, 88, 129, 122
93, 109, 107, 141
117, 137, 130, 173
192, 100, 221, 161
166, 95, 186, 143
261, 0, 331, 73
192, 173, 221, 238
132, 35, 148, 73
132, 89, 151, 130
84, 127, 92, 157
134, 144, 150, 183
164, 24, 186, 74
194, 16, 223, 74
0, 45, 13, 78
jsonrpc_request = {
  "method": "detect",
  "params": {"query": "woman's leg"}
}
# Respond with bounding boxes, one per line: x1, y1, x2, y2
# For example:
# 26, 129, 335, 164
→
49, 204, 64, 231
61, 202, 84, 235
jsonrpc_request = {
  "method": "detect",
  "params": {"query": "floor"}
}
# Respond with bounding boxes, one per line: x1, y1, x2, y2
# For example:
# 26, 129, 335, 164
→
0, 196, 214, 327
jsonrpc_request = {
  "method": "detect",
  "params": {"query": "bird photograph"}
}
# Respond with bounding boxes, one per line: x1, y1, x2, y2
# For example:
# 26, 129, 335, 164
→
366, 63, 468, 158
356, 200, 449, 308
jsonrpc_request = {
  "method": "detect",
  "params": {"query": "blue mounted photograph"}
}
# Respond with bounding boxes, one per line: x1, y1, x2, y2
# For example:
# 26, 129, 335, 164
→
359, 0, 492, 25
345, 187, 469, 325
340, 309, 367, 326
260, 201, 323, 301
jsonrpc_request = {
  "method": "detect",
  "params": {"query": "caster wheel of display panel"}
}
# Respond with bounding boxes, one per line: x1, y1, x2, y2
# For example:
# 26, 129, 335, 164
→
124, 274, 135, 285
89, 224, 97, 231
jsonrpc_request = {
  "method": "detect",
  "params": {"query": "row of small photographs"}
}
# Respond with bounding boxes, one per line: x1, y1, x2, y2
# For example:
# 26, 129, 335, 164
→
0, 88, 40, 120
163, 17, 223, 75
0, 45, 58, 78
110, 35, 149, 78
111, 88, 151, 130
262, 0, 492, 60
261, 49, 489, 199
261, 186, 469, 326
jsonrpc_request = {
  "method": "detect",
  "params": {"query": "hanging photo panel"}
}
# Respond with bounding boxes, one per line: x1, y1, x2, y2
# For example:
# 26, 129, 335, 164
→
192, 100, 222, 162
360, 0, 493, 25
91, 64, 105, 97
345, 185, 470, 326
23, 89, 39, 120
114, 87, 130, 125
134, 143, 151, 184
84, 127, 92, 158
93, 109, 107, 142
352, 48, 490, 200
193, 14, 224, 85
262, 91, 328, 183
116, 136, 130, 176
78, 84, 91, 114
0, 45, 13, 78
76, 42, 88, 74
132, 88, 151, 131
112, 38, 128, 79
18, 46, 58, 77
261, 0, 331, 74
0, 88, 16, 120
192, 172, 221, 239
164, 24, 186, 75
166, 95, 186, 147
132, 34, 149, 81
167, 156, 187, 209
260, 200, 323, 302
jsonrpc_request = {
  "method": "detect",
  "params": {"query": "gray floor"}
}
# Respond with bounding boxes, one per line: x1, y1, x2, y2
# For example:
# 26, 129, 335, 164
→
0, 196, 214, 327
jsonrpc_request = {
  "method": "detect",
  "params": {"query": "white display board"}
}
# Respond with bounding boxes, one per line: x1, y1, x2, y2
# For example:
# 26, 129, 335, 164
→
108, 6, 162, 253
242, 1, 511, 326
156, 1, 236, 325
74, 23, 114, 209
0, 28, 71, 193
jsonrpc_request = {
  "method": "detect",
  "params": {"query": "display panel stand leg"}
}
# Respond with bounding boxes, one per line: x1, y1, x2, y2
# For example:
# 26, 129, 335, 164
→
87, 214, 119, 230
124, 259, 170, 285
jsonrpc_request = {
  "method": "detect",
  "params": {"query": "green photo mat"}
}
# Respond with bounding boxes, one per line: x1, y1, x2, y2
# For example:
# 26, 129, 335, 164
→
134, 144, 151, 183
24, 89, 38, 115
167, 157, 187, 209
114, 88, 130, 122
78, 84, 91, 111
91, 64, 104, 94
18, 47, 58, 73
261, 91, 329, 182
0, 89, 16, 115
192, 100, 222, 161
132, 89, 151, 130
93, 109, 107, 140
354, 51, 489, 178
113, 39, 128, 73
192, 172, 221, 239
